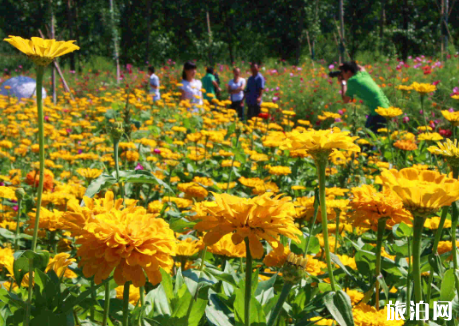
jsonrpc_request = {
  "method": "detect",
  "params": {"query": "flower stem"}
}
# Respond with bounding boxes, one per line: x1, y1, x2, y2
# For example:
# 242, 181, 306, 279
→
122, 282, 130, 326
15, 199, 22, 250
451, 201, 459, 293
138, 286, 145, 326
244, 237, 253, 326
412, 215, 426, 323
426, 206, 449, 303
31, 65, 45, 252
102, 282, 111, 326
315, 156, 337, 291
23, 65, 45, 326
266, 281, 293, 326
375, 218, 387, 310
304, 188, 320, 259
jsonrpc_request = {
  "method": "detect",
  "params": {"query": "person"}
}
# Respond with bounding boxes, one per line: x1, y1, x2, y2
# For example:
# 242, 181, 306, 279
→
148, 66, 160, 101
227, 67, 246, 120
201, 67, 221, 102
338, 61, 390, 133
179, 61, 203, 112
245, 63, 265, 120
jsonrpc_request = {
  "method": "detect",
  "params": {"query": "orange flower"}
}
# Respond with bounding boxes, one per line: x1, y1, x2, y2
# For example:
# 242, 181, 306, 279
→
25, 169, 54, 191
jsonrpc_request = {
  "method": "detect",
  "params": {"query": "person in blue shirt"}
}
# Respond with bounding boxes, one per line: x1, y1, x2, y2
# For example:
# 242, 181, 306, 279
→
148, 66, 160, 101
244, 63, 265, 120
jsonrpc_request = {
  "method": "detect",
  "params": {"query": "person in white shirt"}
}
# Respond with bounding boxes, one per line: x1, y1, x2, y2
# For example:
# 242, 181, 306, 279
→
179, 61, 203, 113
227, 67, 246, 120
148, 66, 160, 101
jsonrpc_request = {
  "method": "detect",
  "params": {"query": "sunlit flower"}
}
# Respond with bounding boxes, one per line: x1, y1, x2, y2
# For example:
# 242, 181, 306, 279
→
375, 106, 403, 118
4, 36, 79, 66
428, 138, 459, 168
195, 192, 301, 259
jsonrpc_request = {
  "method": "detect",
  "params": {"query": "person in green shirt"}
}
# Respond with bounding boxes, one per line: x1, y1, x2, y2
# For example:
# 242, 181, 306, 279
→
338, 61, 390, 133
201, 67, 221, 102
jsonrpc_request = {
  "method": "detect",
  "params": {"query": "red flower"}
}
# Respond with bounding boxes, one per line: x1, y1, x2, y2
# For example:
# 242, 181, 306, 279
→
258, 113, 270, 120
439, 129, 452, 138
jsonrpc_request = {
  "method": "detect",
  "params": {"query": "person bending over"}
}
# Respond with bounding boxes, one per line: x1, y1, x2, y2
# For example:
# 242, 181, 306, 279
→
338, 61, 390, 133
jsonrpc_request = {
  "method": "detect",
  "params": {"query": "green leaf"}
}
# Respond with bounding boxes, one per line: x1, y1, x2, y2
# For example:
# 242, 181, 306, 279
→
206, 291, 233, 326
13, 250, 50, 285
440, 269, 456, 302
394, 222, 413, 238
160, 268, 174, 306
376, 274, 389, 303
83, 174, 117, 198
254, 274, 276, 296
205, 267, 239, 288
324, 290, 355, 326
30, 309, 73, 326
234, 286, 267, 326
169, 218, 196, 233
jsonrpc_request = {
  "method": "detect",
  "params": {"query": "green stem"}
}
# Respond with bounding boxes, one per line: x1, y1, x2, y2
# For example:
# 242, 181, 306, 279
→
426, 206, 449, 303
24, 258, 34, 326
315, 156, 337, 291
451, 201, 459, 293
244, 238, 253, 326
406, 237, 411, 321
24, 65, 45, 326
412, 215, 426, 324
102, 281, 111, 326
334, 209, 341, 253
15, 199, 22, 250
138, 287, 145, 326
304, 188, 320, 259
122, 282, 130, 326
375, 218, 387, 310
31, 65, 45, 252
113, 139, 123, 199
266, 282, 293, 326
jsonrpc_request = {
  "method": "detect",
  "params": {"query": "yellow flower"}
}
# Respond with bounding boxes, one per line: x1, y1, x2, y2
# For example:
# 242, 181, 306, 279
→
353, 303, 404, 326
280, 128, 360, 160
346, 289, 364, 304
268, 166, 291, 176
417, 132, 443, 141
437, 241, 459, 257
28, 207, 65, 232
76, 168, 103, 180
64, 192, 176, 286
396, 84, 413, 92
208, 233, 246, 258
428, 138, 459, 168
0, 186, 16, 200
381, 168, 459, 216
177, 237, 202, 257
116, 284, 141, 305
195, 192, 301, 259
308, 317, 336, 326
337, 255, 357, 270
291, 185, 306, 191
441, 110, 459, 126
349, 185, 412, 230
46, 253, 77, 279
177, 182, 208, 200
425, 216, 451, 229
263, 246, 290, 267
4, 36, 79, 66
375, 106, 403, 118
394, 139, 417, 151
411, 82, 436, 95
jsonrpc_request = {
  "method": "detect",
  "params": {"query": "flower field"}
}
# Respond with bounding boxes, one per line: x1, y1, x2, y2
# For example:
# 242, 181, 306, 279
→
2, 38, 459, 326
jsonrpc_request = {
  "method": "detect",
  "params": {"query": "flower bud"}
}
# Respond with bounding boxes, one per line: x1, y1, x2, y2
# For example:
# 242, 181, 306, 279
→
15, 188, 25, 201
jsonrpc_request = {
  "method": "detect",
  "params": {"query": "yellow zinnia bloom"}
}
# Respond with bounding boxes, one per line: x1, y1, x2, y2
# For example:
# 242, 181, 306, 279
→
441, 110, 459, 126
4, 36, 79, 66
176, 237, 203, 257
411, 82, 436, 95
116, 284, 142, 305
280, 128, 360, 160
195, 192, 301, 259
428, 138, 459, 168
349, 185, 412, 230
380, 168, 459, 216
375, 106, 403, 118
208, 233, 246, 258
63, 192, 176, 287
417, 132, 443, 141
76, 168, 103, 181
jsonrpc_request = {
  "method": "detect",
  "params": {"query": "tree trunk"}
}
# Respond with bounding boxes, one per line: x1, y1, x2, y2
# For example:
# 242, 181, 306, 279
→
402, 0, 409, 61
145, 0, 152, 64
379, 0, 385, 52
339, 0, 345, 63
50, 0, 56, 104
206, 10, 212, 66
296, 8, 305, 66
66, 0, 76, 71
109, 0, 120, 83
